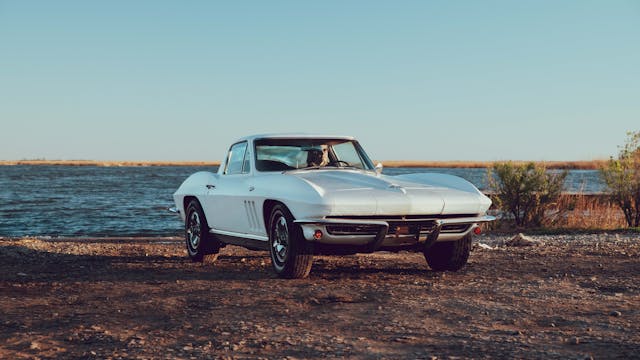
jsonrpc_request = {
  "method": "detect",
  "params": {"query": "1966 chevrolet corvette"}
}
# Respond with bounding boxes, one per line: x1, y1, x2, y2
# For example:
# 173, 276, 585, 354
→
172, 134, 494, 278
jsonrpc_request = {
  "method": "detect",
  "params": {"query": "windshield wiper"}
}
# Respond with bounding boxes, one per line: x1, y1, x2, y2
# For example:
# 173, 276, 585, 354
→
283, 165, 360, 173
283, 166, 325, 173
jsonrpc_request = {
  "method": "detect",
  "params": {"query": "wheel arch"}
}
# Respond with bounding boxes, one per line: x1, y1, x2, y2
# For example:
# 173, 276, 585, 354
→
183, 195, 200, 213
263, 199, 286, 233
183, 196, 211, 228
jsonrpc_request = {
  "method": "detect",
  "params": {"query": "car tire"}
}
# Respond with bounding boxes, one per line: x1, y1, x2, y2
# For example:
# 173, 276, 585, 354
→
268, 204, 313, 278
423, 234, 472, 271
185, 199, 220, 263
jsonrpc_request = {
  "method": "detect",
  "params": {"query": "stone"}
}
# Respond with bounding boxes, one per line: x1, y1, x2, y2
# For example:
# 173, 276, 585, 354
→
506, 233, 542, 247
609, 310, 622, 317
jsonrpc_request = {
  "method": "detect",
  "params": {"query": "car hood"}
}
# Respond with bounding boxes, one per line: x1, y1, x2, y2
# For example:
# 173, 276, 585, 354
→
290, 170, 491, 216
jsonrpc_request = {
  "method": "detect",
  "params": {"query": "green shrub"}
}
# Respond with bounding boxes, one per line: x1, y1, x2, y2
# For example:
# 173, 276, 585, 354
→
600, 131, 640, 228
488, 162, 567, 228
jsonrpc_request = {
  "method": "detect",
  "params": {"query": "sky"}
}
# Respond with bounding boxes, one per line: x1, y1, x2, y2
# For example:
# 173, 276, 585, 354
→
1, 1, 639, 162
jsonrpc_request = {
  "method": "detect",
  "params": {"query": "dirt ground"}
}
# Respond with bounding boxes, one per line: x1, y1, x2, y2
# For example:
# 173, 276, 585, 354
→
1, 233, 639, 359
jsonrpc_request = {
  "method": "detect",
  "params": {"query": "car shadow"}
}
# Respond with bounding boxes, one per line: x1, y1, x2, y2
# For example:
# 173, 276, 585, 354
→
0, 243, 274, 283
1, 241, 449, 283
309, 263, 436, 278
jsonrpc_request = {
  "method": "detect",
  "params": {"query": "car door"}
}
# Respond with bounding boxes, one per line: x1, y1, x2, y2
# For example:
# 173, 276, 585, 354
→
204, 141, 252, 234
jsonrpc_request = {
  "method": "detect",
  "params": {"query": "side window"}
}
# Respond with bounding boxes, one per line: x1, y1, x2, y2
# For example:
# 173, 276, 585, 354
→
224, 142, 249, 175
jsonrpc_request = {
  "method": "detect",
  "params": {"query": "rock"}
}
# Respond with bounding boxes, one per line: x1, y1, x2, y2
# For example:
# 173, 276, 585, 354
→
569, 337, 580, 345
29, 342, 40, 350
309, 297, 321, 305
17, 272, 28, 277
477, 243, 494, 250
609, 310, 622, 317
506, 233, 542, 247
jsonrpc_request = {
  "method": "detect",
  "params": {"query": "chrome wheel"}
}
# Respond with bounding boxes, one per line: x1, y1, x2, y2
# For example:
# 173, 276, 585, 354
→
187, 211, 201, 251
272, 215, 289, 264
184, 200, 220, 263
268, 204, 314, 278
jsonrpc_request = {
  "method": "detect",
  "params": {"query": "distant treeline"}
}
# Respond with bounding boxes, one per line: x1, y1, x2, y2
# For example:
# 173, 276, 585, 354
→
0, 159, 607, 169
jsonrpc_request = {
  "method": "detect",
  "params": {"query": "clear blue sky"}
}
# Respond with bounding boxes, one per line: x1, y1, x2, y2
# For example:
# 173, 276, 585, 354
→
1, 1, 638, 161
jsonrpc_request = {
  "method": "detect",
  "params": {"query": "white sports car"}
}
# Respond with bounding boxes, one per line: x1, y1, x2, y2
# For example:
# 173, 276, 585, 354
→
172, 134, 494, 278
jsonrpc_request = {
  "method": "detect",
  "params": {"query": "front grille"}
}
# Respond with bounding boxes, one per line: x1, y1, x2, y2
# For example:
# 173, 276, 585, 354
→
325, 215, 476, 235
326, 214, 478, 221
386, 221, 437, 235
326, 224, 381, 235
442, 224, 471, 233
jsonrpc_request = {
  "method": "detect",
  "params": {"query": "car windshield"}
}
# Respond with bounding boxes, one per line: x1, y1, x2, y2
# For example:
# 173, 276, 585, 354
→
254, 138, 374, 172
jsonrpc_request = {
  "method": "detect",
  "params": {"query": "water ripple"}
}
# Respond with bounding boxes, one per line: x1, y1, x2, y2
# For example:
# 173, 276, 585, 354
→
0, 165, 605, 237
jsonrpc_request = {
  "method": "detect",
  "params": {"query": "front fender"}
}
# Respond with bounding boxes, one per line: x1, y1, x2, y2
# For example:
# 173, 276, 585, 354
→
393, 173, 483, 195
393, 172, 492, 214
253, 174, 331, 220
172, 171, 218, 221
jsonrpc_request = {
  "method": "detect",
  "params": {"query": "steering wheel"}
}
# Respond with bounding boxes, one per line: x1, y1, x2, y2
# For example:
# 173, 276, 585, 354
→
332, 160, 351, 167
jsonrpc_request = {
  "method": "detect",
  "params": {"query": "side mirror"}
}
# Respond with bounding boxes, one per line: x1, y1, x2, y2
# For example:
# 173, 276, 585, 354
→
375, 162, 383, 176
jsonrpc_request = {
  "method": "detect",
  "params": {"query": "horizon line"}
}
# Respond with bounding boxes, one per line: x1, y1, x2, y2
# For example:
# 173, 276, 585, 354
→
0, 159, 609, 169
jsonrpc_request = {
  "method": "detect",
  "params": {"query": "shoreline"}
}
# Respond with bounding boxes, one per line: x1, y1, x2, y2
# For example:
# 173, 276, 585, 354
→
0, 159, 608, 169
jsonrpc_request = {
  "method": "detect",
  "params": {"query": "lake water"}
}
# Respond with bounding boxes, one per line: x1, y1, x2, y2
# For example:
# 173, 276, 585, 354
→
0, 165, 605, 238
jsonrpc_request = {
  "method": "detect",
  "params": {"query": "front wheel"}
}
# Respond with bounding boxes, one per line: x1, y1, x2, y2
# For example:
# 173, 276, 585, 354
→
268, 204, 313, 278
423, 234, 472, 271
185, 200, 220, 263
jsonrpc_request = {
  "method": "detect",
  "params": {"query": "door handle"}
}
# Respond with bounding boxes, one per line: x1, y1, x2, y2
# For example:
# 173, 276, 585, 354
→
206, 184, 216, 189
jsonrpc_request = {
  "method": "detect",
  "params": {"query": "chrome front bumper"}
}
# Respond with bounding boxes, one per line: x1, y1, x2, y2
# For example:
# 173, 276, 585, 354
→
295, 215, 495, 252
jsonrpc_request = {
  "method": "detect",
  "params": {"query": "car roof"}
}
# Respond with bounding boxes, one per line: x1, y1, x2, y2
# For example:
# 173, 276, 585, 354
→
235, 133, 356, 143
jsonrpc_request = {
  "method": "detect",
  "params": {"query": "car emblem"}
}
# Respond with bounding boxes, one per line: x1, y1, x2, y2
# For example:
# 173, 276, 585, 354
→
389, 184, 407, 194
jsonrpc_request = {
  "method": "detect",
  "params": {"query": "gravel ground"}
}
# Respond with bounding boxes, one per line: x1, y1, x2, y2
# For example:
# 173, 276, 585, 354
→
1, 233, 639, 359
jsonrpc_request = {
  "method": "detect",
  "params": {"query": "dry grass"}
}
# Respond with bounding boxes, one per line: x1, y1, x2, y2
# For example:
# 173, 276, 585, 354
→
547, 193, 627, 229
489, 193, 627, 231
0, 160, 221, 167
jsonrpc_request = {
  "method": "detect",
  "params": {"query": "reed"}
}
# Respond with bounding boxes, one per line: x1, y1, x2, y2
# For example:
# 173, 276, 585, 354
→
549, 193, 626, 229
489, 193, 627, 230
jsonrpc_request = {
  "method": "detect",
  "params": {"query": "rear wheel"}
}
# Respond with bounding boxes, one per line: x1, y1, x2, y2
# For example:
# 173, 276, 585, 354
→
423, 234, 472, 271
268, 204, 313, 278
185, 200, 220, 263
